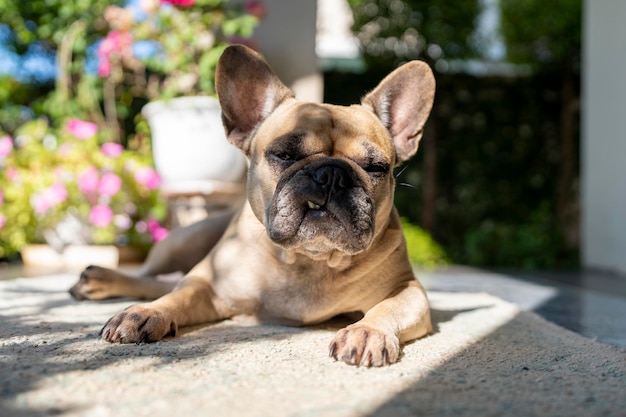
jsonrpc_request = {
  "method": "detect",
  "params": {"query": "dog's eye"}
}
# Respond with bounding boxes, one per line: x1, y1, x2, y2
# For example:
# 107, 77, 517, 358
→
267, 150, 300, 169
271, 151, 295, 163
365, 162, 389, 175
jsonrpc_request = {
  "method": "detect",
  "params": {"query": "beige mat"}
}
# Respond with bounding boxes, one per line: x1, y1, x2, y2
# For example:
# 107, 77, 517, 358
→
1, 273, 625, 417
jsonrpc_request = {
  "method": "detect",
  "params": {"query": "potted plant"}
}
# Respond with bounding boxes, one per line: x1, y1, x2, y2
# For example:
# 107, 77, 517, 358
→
97, 0, 266, 187
0, 118, 168, 267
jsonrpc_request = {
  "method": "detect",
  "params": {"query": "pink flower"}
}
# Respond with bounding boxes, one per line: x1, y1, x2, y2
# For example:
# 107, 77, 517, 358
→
98, 172, 122, 197
245, 0, 267, 19
89, 205, 114, 227
0, 214, 6, 229
49, 184, 68, 204
146, 219, 160, 233
78, 167, 100, 194
45, 184, 67, 204
134, 167, 161, 190
66, 119, 98, 140
161, 0, 195, 7
98, 31, 133, 58
6, 167, 18, 181
97, 31, 134, 79
101, 142, 123, 158
147, 219, 169, 242
98, 60, 112, 77
0, 136, 13, 157
32, 184, 68, 215
151, 226, 169, 242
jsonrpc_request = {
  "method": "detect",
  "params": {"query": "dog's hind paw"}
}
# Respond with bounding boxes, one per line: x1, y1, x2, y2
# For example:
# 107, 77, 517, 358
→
329, 324, 400, 367
69, 265, 118, 301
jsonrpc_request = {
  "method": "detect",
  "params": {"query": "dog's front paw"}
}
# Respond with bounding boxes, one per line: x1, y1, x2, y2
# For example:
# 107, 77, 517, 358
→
329, 324, 400, 367
100, 304, 177, 344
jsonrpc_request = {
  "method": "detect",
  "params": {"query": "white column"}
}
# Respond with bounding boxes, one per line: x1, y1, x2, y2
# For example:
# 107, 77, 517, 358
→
582, 0, 626, 274
253, 0, 323, 102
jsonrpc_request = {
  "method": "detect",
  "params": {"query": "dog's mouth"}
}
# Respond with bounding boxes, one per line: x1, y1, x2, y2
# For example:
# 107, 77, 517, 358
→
302, 199, 335, 223
266, 162, 375, 256
269, 197, 373, 255
306, 200, 322, 211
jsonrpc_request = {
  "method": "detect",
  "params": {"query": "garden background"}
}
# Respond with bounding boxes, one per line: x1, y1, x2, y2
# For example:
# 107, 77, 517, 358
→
0, 0, 581, 270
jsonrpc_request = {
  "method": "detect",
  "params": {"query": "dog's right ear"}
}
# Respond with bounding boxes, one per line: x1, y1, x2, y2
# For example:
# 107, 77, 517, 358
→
216, 45, 294, 154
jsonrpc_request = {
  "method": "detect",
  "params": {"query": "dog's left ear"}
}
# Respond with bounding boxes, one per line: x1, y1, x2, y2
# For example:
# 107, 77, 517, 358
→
362, 61, 435, 165
216, 45, 294, 154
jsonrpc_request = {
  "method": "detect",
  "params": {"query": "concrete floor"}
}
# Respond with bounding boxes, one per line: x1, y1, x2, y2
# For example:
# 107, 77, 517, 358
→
417, 266, 626, 348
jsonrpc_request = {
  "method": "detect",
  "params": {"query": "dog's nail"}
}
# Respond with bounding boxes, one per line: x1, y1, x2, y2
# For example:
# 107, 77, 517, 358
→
329, 342, 337, 358
382, 347, 389, 365
362, 352, 373, 368
167, 321, 178, 338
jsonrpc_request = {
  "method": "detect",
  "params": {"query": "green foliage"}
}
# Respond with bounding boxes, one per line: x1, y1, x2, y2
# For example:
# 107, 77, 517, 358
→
348, 0, 480, 68
0, 0, 121, 50
462, 203, 569, 269
0, 0, 262, 140
401, 218, 449, 267
325, 68, 579, 269
500, 0, 581, 70
400, 73, 578, 268
0, 76, 48, 135
101, 0, 261, 101
0, 1, 123, 139
341, 0, 581, 269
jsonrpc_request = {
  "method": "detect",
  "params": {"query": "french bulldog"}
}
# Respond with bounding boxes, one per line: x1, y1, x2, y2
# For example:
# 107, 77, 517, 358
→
70, 44, 436, 367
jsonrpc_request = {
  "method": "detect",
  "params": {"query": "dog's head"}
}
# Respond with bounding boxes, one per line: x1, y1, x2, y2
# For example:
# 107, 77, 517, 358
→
216, 45, 435, 260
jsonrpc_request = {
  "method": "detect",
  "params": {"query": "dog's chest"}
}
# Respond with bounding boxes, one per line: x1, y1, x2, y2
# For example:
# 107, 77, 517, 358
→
215, 259, 374, 325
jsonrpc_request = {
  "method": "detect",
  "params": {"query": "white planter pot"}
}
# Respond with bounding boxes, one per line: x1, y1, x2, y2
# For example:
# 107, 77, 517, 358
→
142, 96, 246, 185
21, 244, 120, 270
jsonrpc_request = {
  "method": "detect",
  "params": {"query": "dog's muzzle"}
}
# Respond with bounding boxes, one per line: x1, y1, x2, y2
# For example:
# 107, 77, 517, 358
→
266, 159, 375, 255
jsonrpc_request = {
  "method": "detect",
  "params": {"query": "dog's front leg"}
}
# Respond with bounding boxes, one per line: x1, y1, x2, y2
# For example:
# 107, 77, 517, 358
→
329, 279, 431, 367
100, 276, 223, 343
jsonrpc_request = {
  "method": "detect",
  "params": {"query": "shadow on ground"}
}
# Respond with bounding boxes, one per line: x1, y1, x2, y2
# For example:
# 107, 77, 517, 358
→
2, 273, 626, 417
367, 311, 626, 417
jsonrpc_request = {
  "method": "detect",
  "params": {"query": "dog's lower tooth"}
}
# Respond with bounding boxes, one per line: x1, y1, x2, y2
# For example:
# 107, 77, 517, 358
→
307, 201, 321, 210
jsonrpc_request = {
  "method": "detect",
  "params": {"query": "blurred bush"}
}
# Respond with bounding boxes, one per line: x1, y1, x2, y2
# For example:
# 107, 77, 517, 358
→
401, 218, 449, 267
0, 0, 262, 260
339, 0, 581, 269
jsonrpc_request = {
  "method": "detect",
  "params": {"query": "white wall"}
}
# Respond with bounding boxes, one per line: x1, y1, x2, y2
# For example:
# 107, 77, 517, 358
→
253, 0, 323, 102
582, 0, 626, 275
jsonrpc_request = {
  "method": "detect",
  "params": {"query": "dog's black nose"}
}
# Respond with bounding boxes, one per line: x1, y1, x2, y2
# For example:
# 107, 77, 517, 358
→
312, 165, 351, 195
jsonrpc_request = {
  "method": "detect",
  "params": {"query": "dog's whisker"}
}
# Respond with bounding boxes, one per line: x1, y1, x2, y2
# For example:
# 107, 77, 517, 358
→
397, 182, 417, 189
394, 164, 410, 178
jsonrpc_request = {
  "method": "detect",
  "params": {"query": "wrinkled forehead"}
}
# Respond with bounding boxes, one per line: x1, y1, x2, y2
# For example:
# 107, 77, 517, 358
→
253, 101, 394, 160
